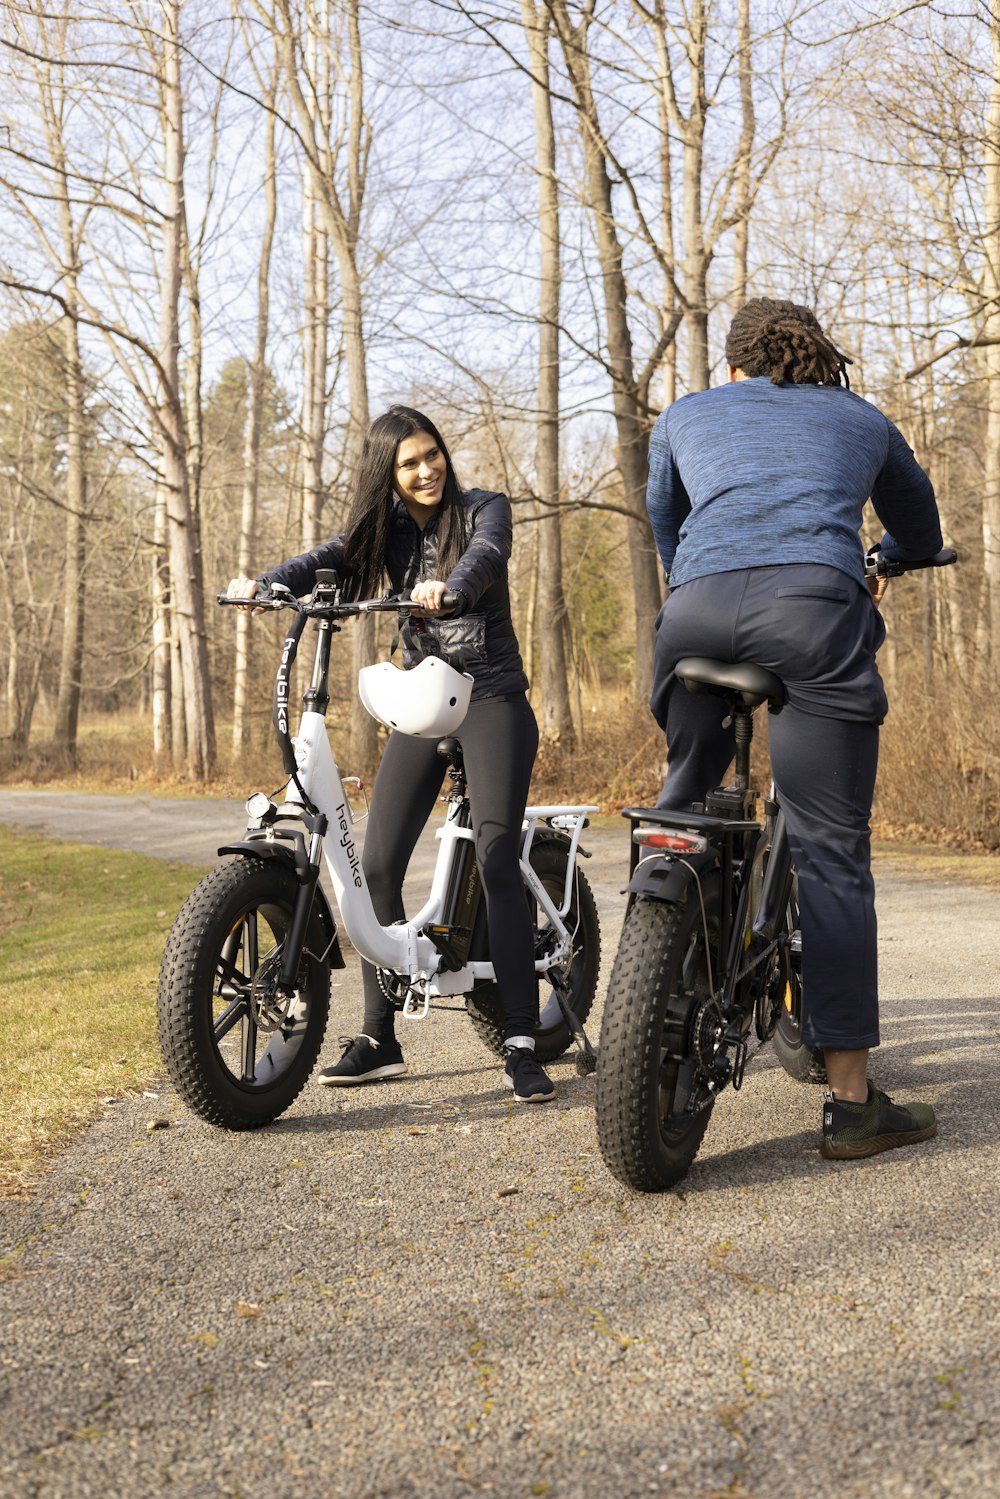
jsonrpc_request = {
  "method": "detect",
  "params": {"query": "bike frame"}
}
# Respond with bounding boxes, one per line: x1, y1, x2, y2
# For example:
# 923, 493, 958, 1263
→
243, 588, 597, 1010
282, 707, 595, 1000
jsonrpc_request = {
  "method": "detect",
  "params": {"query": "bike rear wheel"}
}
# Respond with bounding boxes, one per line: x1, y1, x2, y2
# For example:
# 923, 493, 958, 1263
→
597, 882, 719, 1192
157, 858, 331, 1129
465, 834, 601, 1062
768, 882, 827, 1084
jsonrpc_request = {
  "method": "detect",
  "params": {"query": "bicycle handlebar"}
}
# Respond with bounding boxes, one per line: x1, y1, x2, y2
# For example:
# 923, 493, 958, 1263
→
864, 546, 957, 579
217, 585, 461, 618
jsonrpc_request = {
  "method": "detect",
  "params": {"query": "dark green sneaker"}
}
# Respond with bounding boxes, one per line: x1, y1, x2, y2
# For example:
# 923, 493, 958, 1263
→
820, 1082, 937, 1160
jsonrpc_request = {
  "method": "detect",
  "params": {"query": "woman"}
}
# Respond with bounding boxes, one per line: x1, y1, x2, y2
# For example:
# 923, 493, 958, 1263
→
228, 405, 553, 1103
646, 297, 944, 1160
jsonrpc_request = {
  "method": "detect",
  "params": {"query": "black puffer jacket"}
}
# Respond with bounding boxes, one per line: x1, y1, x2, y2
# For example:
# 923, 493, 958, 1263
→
261, 489, 528, 701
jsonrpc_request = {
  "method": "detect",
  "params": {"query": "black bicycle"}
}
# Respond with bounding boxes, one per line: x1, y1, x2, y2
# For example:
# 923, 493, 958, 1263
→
596, 547, 957, 1192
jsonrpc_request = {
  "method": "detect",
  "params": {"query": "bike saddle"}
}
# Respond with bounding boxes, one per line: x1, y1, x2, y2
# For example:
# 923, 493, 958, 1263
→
436, 736, 463, 766
675, 657, 785, 710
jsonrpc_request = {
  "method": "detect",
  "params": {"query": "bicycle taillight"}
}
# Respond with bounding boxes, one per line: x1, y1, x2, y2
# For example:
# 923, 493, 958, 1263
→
632, 829, 709, 855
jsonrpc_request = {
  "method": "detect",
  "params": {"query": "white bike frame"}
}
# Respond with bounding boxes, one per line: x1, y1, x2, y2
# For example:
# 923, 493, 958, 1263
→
281, 707, 597, 1009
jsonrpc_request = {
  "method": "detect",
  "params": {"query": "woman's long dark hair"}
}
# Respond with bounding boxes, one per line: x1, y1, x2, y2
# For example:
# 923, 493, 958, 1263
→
725, 297, 853, 388
338, 405, 467, 600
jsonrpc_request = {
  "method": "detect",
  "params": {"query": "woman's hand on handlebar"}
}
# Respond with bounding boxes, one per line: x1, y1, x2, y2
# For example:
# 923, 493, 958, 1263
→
226, 576, 265, 614
409, 579, 450, 614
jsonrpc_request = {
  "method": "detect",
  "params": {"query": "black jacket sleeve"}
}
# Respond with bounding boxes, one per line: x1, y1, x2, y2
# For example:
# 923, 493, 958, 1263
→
443, 491, 512, 610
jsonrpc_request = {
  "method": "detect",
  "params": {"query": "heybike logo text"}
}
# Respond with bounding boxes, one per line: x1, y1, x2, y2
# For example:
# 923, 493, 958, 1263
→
336, 803, 363, 887
276, 633, 295, 737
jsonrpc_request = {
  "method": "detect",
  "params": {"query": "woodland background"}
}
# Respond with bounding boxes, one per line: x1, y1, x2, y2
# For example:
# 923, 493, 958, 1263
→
0, 0, 997, 848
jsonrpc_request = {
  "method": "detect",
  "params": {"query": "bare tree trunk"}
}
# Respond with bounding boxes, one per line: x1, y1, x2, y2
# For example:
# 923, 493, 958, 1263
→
732, 0, 755, 307
158, 0, 215, 780
233, 71, 278, 756
300, 190, 328, 552
53, 307, 86, 754
28, 10, 90, 757
522, 0, 574, 744
981, 2, 1000, 670
269, 0, 377, 764
680, 0, 710, 392
548, 0, 662, 699
151, 483, 171, 772
653, 4, 678, 409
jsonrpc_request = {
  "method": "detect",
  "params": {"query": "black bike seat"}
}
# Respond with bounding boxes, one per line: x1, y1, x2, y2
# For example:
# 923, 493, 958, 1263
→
675, 657, 786, 709
436, 736, 463, 763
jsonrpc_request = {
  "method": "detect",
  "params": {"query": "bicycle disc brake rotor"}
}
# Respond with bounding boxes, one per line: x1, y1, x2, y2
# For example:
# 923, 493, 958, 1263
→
754, 949, 787, 1042
692, 995, 726, 1071
249, 948, 294, 1033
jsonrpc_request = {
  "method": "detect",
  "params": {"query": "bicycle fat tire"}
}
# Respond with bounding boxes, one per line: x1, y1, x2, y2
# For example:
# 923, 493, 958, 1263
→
768, 882, 827, 1085
596, 887, 719, 1192
464, 835, 601, 1062
157, 858, 331, 1130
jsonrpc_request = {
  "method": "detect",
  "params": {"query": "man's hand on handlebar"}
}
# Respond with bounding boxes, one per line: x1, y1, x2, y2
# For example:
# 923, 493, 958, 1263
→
867, 574, 889, 610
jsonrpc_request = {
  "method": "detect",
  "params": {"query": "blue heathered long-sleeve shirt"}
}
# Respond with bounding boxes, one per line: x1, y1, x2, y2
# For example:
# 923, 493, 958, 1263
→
646, 378, 942, 588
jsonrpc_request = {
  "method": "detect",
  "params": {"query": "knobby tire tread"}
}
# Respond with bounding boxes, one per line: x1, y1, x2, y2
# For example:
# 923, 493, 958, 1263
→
464, 835, 601, 1061
157, 858, 330, 1130
597, 895, 715, 1192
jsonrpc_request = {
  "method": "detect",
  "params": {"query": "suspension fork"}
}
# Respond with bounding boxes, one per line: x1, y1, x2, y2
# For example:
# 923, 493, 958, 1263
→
276, 816, 328, 991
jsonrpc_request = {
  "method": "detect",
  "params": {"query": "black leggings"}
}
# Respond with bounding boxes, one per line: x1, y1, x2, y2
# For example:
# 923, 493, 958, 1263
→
359, 694, 539, 1043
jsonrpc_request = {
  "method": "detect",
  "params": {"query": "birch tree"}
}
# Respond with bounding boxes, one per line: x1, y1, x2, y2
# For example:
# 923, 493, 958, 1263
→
233, 52, 280, 753
265, 0, 375, 763
521, 0, 574, 743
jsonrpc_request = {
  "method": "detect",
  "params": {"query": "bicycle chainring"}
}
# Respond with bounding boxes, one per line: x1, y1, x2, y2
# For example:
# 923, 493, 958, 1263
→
376, 968, 410, 1010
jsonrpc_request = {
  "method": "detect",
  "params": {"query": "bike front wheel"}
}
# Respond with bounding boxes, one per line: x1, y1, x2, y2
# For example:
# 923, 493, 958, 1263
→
596, 883, 719, 1192
465, 833, 601, 1062
157, 857, 331, 1129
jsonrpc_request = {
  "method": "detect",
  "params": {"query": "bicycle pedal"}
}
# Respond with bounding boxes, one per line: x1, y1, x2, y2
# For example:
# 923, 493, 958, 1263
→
401, 990, 430, 1020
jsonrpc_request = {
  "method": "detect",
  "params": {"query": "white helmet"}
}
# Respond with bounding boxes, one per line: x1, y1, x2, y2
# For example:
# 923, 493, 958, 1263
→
357, 656, 473, 738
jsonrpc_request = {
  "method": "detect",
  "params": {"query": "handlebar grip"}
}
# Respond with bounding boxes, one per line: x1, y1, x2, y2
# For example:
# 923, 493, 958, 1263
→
865, 546, 958, 578
217, 589, 288, 610
368, 589, 462, 615
915, 547, 958, 569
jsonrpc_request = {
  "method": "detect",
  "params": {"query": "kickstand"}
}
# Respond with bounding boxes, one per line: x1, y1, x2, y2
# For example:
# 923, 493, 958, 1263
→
551, 981, 598, 1076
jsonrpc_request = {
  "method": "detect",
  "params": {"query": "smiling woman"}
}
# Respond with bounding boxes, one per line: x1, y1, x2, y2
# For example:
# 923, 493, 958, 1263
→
394, 432, 447, 513
224, 405, 554, 1104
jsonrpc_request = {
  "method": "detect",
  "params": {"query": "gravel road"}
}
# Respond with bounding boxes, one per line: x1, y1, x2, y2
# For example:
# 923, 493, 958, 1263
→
1, 788, 998, 1499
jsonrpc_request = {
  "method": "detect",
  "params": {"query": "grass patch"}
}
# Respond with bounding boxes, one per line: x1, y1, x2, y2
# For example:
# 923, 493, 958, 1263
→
0, 828, 205, 1199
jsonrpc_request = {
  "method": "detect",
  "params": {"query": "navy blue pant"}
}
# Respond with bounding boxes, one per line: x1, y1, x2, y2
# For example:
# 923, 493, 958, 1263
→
650, 564, 888, 1051
359, 694, 540, 1043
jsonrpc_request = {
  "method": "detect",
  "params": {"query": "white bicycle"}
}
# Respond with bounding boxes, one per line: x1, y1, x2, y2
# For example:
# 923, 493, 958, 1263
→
157, 569, 601, 1130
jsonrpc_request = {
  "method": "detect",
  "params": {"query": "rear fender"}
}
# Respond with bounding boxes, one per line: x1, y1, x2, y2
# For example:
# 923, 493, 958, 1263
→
626, 846, 718, 905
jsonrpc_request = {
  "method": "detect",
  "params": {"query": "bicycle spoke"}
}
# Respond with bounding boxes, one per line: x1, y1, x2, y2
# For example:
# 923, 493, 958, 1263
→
214, 993, 249, 1043
245, 909, 260, 973
240, 1007, 259, 1083
215, 951, 248, 992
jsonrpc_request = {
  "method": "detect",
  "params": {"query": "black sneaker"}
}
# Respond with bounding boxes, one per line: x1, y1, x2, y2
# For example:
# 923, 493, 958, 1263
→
317, 1035, 407, 1087
503, 1047, 554, 1104
820, 1082, 936, 1160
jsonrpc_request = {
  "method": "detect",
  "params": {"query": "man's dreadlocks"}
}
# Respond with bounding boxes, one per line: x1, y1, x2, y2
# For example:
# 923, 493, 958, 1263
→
724, 297, 853, 388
